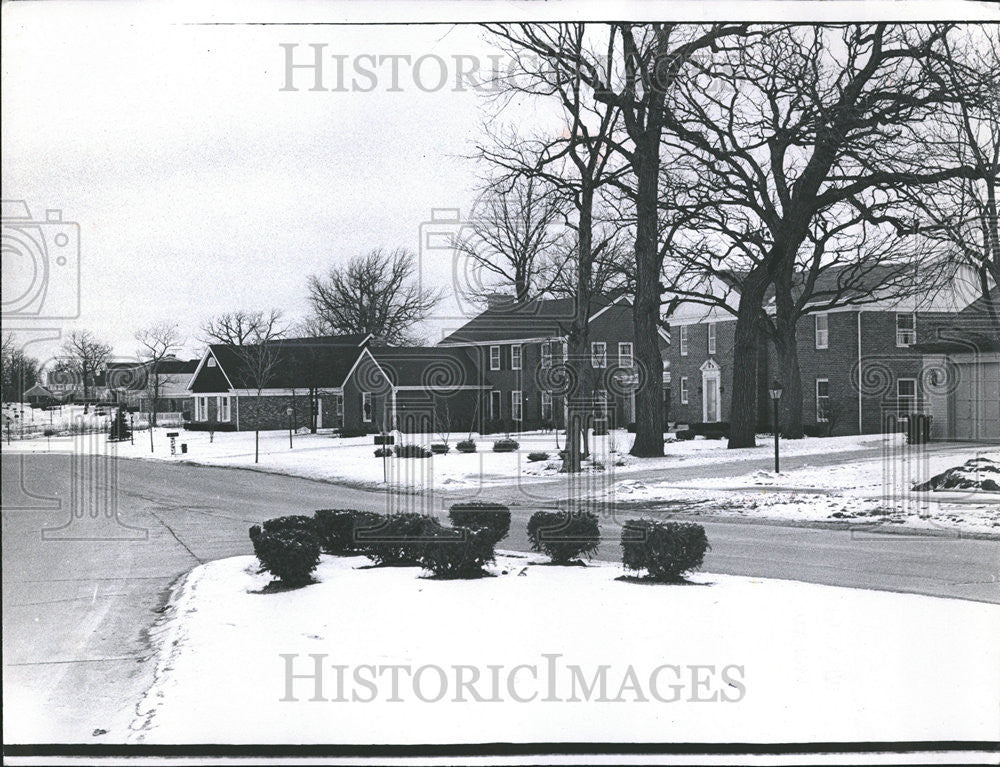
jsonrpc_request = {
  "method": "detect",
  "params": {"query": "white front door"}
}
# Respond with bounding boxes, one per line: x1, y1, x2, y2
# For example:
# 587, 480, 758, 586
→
703, 375, 721, 423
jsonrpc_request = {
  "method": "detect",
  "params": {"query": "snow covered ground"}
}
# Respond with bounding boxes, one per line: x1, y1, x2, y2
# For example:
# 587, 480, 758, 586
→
5, 421, 889, 490
1, 402, 115, 435
130, 553, 1000, 744
615, 449, 1000, 534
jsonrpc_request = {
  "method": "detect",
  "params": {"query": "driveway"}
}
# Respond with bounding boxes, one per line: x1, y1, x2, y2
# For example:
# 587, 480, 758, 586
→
3, 451, 999, 743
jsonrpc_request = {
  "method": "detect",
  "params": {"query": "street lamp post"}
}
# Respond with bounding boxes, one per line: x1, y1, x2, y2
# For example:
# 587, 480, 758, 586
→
768, 380, 783, 473
286, 406, 294, 449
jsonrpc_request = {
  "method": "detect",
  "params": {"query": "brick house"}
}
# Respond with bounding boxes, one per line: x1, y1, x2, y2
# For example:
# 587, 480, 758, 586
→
187, 335, 372, 431
186, 336, 488, 435
437, 295, 671, 432
665, 267, 989, 435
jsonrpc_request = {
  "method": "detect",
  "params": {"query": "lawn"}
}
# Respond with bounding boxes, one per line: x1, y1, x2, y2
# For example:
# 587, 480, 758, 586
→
130, 553, 1000, 744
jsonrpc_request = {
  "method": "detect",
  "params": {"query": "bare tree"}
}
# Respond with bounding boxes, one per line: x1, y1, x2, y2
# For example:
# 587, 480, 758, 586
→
306, 248, 441, 345
907, 26, 1000, 332
60, 330, 112, 409
135, 322, 181, 428
659, 24, 986, 444
482, 23, 627, 471
455, 174, 569, 302
201, 309, 286, 347
1, 333, 41, 403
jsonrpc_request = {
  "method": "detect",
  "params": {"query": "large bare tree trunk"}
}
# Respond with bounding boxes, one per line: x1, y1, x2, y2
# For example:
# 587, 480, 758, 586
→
772, 322, 804, 439
727, 269, 769, 449
561, 190, 594, 473
629, 134, 665, 458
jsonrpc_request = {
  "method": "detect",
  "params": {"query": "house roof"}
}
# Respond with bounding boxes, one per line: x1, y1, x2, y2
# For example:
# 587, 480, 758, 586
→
24, 383, 55, 397
367, 347, 485, 389
203, 335, 369, 390
437, 296, 618, 345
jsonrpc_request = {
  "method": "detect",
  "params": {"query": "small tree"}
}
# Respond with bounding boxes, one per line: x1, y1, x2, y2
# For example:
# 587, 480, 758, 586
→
109, 406, 132, 442
60, 330, 112, 410
135, 322, 181, 429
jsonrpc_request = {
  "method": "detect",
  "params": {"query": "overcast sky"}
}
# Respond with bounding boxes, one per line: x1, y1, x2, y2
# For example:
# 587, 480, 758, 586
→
2, 2, 566, 367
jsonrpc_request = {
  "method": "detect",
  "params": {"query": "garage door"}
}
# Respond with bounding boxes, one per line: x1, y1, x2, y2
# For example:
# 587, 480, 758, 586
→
954, 360, 1000, 440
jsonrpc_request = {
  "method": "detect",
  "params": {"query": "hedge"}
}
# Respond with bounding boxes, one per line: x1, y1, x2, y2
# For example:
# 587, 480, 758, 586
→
395, 444, 433, 459
249, 524, 320, 586
359, 513, 439, 566
621, 519, 709, 581
526, 509, 600, 563
313, 509, 384, 555
456, 439, 477, 453
527, 451, 549, 462
417, 524, 496, 578
430, 443, 450, 454
448, 502, 511, 544
493, 438, 519, 452
262, 515, 320, 540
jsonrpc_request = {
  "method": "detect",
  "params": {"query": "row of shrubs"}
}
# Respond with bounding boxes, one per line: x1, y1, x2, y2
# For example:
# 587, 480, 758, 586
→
373, 439, 521, 458
249, 504, 709, 587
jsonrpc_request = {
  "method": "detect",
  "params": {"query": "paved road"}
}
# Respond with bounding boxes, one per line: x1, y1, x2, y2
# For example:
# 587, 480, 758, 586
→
3, 451, 998, 743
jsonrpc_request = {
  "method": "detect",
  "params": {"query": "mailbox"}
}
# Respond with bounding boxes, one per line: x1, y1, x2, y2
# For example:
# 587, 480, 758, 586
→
374, 434, 395, 445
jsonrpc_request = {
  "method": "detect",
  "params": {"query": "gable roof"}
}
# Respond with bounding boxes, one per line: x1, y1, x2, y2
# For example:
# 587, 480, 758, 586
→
193, 335, 369, 392
437, 296, 619, 345
367, 347, 486, 389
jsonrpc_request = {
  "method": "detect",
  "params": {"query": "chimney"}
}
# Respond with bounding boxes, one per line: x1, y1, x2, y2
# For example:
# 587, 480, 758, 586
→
486, 292, 515, 309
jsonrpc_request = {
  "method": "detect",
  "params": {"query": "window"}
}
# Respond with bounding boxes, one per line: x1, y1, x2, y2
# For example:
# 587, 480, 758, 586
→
680, 377, 689, 405
541, 391, 553, 421
815, 379, 830, 423
489, 345, 501, 371
896, 313, 916, 347
679, 325, 688, 356
541, 341, 552, 368
815, 313, 829, 349
195, 396, 208, 422
511, 390, 522, 422
217, 396, 230, 423
591, 341, 607, 368
595, 389, 608, 418
708, 323, 717, 355
897, 378, 917, 417
511, 344, 522, 371
490, 390, 502, 420
618, 342, 634, 368
362, 391, 373, 422
335, 394, 344, 418
206, 357, 217, 367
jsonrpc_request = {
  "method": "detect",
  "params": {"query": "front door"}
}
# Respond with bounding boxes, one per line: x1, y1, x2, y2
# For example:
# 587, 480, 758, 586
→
704, 376, 720, 423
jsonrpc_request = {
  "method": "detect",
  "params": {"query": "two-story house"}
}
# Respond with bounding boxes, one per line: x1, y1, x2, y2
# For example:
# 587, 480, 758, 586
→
437, 295, 671, 432
665, 265, 989, 436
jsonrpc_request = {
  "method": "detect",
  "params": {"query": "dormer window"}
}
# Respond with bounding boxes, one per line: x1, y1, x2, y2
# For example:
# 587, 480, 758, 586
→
206, 357, 217, 367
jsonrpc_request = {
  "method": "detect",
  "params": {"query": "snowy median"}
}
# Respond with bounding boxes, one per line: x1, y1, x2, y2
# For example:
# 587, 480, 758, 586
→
130, 553, 1000, 744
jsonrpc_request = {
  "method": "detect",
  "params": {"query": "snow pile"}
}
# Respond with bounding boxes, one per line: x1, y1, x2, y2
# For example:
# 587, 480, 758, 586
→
913, 456, 1000, 493
130, 554, 1000, 744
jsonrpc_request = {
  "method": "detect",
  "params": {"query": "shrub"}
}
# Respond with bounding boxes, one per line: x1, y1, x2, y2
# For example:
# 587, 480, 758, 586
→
674, 429, 695, 440
430, 443, 450, 454
526, 509, 600, 564
456, 439, 476, 453
620, 519, 709, 582
394, 444, 433, 459
374, 447, 392, 457
626, 422, 637, 433
527, 451, 549, 462
43, 428, 57, 437
417, 524, 496, 578
803, 423, 831, 438
448, 502, 511, 544
339, 426, 375, 438
249, 524, 320, 587
703, 430, 726, 440
688, 421, 730, 437
262, 514, 319, 540
359, 513, 439, 566
493, 438, 519, 452
592, 420, 609, 436
313, 509, 384, 555
184, 422, 236, 432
